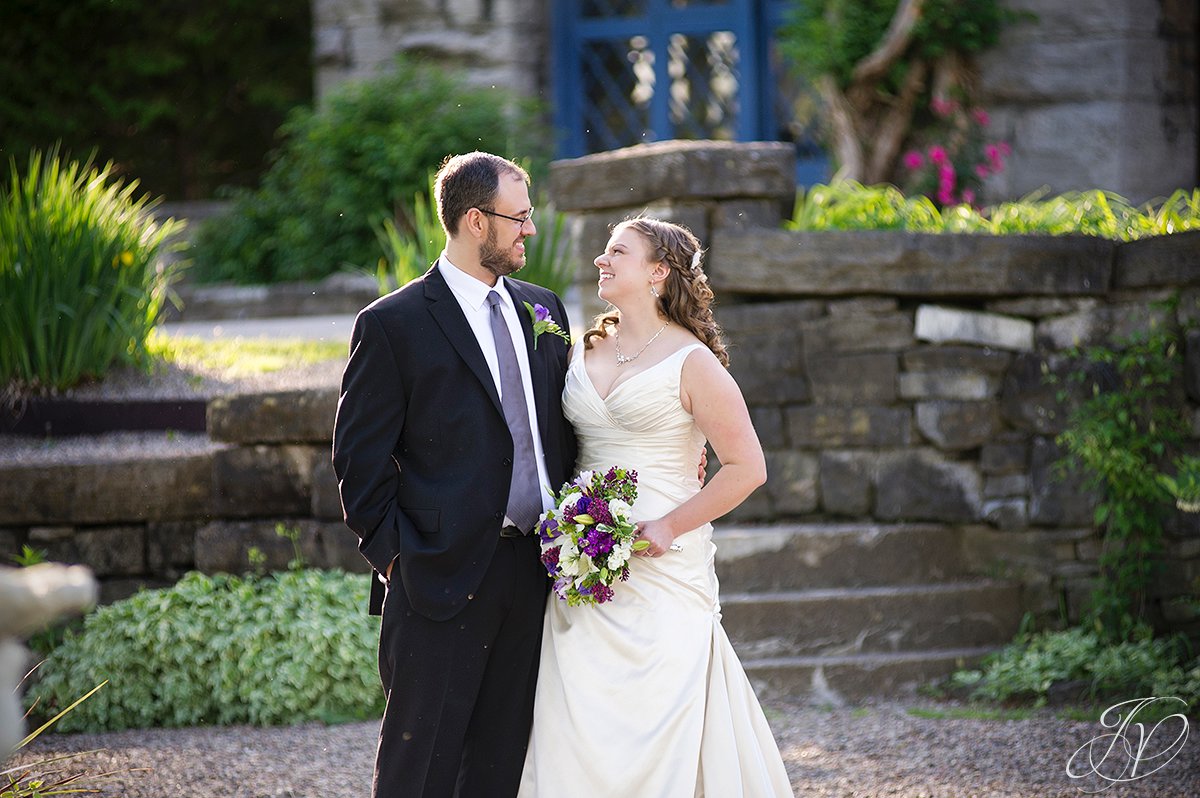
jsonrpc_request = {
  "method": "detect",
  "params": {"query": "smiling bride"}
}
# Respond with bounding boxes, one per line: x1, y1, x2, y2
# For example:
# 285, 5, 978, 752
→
518, 217, 793, 797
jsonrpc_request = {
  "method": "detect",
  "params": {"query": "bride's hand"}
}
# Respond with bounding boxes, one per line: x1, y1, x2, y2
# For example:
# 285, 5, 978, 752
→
634, 519, 675, 557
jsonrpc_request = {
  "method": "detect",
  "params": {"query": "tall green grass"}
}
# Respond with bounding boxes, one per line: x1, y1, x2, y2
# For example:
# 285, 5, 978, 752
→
0, 150, 183, 394
788, 181, 1200, 240
375, 176, 575, 297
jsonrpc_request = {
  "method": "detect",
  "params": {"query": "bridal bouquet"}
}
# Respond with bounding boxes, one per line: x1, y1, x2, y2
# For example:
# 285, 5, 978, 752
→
537, 466, 646, 606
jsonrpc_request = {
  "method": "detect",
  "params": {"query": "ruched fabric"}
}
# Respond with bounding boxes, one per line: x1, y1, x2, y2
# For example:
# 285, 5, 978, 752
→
518, 344, 793, 797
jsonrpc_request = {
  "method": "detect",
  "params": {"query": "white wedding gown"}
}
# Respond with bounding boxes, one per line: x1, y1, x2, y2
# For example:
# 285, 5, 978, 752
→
518, 343, 793, 798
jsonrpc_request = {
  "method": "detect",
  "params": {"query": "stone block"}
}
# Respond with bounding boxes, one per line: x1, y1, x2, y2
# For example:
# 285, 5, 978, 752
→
787, 406, 912, 448
981, 437, 1030, 475
826, 298, 899, 317
901, 345, 1013, 374
208, 388, 339, 444
818, 452, 874, 516
899, 371, 999, 400
1186, 329, 1200, 403
726, 327, 809, 406
999, 353, 1076, 435
212, 445, 315, 518
717, 300, 825, 335
983, 498, 1029, 530
147, 522, 198, 576
1029, 437, 1100, 527
28, 526, 80, 565
914, 401, 1000, 451
0, 529, 22, 560
1036, 308, 1109, 350
801, 313, 914, 355
194, 520, 325, 574
915, 306, 1034, 352
874, 449, 982, 523
711, 199, 787, 231
0, 452, 214, 525
99, 578, 171, 605
805, 353, 897, 405
749, 407, 786, 450
707, 229, 1113, 298
1113, 229, 1200, 289
1178, 288, 1200, 327
310, 450, 345, 521
987, 298, 1098, 318
76, 526, 146, 577
550, 140, 795, 212
764, 451, 818, 516
984, 474, 1029, 498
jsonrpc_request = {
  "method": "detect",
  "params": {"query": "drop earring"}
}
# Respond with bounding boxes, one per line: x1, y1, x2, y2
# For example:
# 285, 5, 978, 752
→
650, 283, 660, 298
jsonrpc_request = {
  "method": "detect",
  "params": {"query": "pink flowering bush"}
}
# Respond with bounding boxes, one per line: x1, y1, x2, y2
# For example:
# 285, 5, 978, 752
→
901, 98, 1011, 207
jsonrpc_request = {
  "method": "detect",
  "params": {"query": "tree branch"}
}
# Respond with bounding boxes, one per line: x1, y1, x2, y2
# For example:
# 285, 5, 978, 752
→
851, 0, 927, 85
866, 59, 928, 183
816, 74, 865, 181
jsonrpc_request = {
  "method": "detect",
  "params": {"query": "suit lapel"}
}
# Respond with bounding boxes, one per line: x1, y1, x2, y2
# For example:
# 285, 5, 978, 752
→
505, 280, 552, 447
423, 265, 503, 417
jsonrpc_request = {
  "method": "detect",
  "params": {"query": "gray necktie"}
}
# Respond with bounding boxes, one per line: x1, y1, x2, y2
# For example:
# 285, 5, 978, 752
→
487, 291, 542, 533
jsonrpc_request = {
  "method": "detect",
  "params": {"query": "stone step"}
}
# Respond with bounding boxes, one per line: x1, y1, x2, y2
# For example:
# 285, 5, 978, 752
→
713, 523, 968, 591
720, 580, 1022, 659
742, 646, 998, 703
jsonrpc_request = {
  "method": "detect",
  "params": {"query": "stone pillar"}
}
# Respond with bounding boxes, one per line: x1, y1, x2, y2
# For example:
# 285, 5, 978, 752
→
548, 140, 796, 321
0, 564, 97, 753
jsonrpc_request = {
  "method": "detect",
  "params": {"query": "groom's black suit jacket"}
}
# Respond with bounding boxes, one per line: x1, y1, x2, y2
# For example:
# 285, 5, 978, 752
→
333, 264, 576, 620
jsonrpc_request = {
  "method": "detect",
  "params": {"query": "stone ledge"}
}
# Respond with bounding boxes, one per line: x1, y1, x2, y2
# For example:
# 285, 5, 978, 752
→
1113, 229, 1200, 289
550, 140, 795, 212
708, 230, 1114, 297
208, 388, 340, 444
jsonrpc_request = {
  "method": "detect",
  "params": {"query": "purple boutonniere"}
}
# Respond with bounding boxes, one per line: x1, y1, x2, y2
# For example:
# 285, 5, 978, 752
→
524, 301, 571, 349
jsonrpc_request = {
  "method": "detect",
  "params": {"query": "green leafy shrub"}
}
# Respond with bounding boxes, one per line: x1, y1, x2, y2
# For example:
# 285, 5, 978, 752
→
0, 149, 183, 394
787, 181, 1200, 239
951, 625, 1197, 714
30, 570, 382, 732
1053, 319, 1188, 637
191, 55, 547, 284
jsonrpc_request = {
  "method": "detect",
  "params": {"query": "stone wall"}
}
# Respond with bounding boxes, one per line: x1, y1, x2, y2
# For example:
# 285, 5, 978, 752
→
312, 0, 549, 101
0, 392, 358, 605
978, 0, 1197, 201
550, 140, 1200, 633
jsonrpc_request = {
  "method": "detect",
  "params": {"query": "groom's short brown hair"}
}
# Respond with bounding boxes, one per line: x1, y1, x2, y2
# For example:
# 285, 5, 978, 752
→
435, 152, 530, 237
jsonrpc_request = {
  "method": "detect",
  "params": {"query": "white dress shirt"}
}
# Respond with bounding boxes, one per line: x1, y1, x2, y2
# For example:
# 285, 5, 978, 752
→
437, 255, 554, 513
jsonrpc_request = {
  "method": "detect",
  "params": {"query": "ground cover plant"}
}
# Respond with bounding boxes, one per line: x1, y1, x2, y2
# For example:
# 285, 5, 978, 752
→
0, 149, 182, 396
788, 181, 1200, 239
190, 55, 548, 285
147, 332, 344, 377
29, 569, 382, 732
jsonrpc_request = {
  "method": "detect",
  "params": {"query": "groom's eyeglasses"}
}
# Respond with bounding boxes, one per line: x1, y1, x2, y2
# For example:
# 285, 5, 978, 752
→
479, 207, 535, 227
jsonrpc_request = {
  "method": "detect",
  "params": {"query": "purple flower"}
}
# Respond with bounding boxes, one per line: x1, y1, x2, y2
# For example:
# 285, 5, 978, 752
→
580, 527, 614, 558
538, 517, 560, 543
588, 499, 613, 527
591, 583, 614, 603
571, 496, 592, 520
540, 545, 561, 576
533, 303, 551, 322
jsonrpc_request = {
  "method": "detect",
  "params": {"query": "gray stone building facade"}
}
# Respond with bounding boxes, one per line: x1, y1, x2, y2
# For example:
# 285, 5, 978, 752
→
311, 0, 1197, 202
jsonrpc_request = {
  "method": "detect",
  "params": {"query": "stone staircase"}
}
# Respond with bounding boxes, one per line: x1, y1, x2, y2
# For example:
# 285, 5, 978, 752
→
714, 523, 1023, 703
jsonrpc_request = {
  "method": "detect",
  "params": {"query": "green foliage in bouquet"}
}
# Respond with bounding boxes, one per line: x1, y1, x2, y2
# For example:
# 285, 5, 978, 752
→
30, 570, 383, 732
0, 148, 183, 394
191, 55, 548, 284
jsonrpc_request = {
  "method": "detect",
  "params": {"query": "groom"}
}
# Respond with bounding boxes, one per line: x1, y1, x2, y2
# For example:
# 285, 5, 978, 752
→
332, 152, 576, 797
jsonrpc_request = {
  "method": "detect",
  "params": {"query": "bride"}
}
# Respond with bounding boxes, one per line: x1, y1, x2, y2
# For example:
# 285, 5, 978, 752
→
518, 217, 793, 796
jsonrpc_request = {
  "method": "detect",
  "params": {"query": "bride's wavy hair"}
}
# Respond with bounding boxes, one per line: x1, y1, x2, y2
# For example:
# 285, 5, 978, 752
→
583, 217, 729, 367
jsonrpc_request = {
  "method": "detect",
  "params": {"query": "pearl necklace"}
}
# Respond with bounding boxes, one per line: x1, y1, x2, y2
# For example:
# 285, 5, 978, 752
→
615, 322, 669, 366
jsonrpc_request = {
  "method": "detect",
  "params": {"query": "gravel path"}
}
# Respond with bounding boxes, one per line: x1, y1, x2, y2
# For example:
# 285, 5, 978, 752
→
12, 697, 1198, 797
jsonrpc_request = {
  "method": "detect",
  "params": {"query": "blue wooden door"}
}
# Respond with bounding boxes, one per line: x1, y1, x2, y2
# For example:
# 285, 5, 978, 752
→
552, 0, 828, 182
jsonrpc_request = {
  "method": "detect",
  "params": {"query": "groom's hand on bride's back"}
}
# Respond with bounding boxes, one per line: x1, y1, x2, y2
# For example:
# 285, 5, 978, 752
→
697, 448, 708, 486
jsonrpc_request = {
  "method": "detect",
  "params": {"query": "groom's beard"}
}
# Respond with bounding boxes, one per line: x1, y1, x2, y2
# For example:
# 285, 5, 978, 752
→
480, 226, 525, 278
